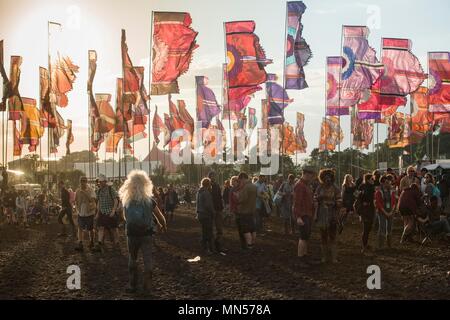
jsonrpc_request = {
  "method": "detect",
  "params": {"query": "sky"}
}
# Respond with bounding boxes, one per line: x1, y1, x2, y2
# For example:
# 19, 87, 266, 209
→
0, 0, 449, 164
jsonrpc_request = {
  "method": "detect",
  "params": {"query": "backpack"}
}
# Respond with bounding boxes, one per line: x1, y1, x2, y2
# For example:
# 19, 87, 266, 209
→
125, 200, 154, 237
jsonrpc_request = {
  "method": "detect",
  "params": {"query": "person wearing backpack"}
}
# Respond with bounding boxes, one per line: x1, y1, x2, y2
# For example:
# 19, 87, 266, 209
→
119, 170, 167, 294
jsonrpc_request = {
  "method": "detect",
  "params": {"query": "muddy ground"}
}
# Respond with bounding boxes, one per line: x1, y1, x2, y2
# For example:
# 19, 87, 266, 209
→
0, 207, 449, 300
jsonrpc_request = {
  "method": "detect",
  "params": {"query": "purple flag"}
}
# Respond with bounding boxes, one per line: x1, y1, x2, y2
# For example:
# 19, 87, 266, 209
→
196, 76, 221, 128
266, 74, 292, 125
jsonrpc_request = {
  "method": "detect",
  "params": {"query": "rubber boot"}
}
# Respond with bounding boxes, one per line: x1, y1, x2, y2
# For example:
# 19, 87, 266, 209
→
126, 267, 138, 293
330, 243, 338, 263
143, 271, 152, 294
320, 245, 328, 264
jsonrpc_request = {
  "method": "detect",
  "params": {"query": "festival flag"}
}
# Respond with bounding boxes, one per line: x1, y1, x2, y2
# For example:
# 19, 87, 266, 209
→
8, 56, 24, 120
164, 112, 174, 147
319, 117, 343, 151
114, 78, 125, 135
225, 21, 272, 101
178, 99, 194, 137
283, 123, 300, 155
151, 12, 198, 95
49, 111, 66, 154
105, 131, 124, 153
20, 98, 44, 152
410, 86, 431, 142
88, 51, 103, 152
65, 119, 74, 155
0, 40, 12, 112
196, 76, 221, 128
13, 121, 22, 157
261, 99, 269, 130
428, 52, 450, 112
326, 56, 349, 116
285, 1, 312, 90
379, 38, 426, 96
387, 112, 410, 148
340, 26, 383, 107
351, 113, 373, 150
295, 112, 307, 153
121, 30, 140, 99
95, 94, 116, 134
133, 66, 150, 126
39, 67, 56, 128
266, 74, 293, 125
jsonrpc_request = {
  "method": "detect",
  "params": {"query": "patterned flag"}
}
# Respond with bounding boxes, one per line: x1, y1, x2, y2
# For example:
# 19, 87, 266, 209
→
105, 131, 124, 153
65, 119, 74, 155
340, 26, 383, 107
178, 100, 194, 137
49, 23, 79, 108
351, 114, 373, 150
379, 38, 426, 96
261, 99, 269, 129
133, 66, 150, 126
13, 121, 22, 157
319, 117, 343, 151
428, 52, 450, 112
8, 56, 23, 120
121, 30, 140, 99
20, 98, 44, 152
410, 86, 431, 142
283, 123, 300, 155
196, 76, 221, 128
285, 1, 312, 90
152, 106, 169, 146
266, 74, 293, 125
96, 94, 116, 134
88, 51, 103, 152
296, 112, 307, 153
326, 56, 349, 116
49, 111, 66, 154
151, 12, 198, 95
0, 40, 12, 112
387, 112, 410, 148
39, 67, 56, 128
225, 21, 272, 101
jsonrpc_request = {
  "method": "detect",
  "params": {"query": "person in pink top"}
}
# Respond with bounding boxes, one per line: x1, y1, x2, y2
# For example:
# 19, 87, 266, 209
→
293, 167, 316, 263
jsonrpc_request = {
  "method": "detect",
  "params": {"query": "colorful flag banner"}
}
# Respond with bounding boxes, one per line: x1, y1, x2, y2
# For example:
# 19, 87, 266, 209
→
295, 112, 307, 153
340, 26, 383, 107
387, 112, 410, 148
49, 111, 66, 154
20, 98, 44, 152
285, 1, 312, 90
261, 99, 269, 130
178, 99, 194, 137
225, 21, 271, 101
319, 116, 343, 151
121, 29, 140, 99
13, 120, 22, 157
151, 12, 198, 95
65, 119, 74, 155
248, 107, 257, 130
326, 56, 349, 116
351, 113, 373, 150
266, 74, 293, 125
8, 56, 23, 120
428, 52, 450, 113
39, 67, 56, 128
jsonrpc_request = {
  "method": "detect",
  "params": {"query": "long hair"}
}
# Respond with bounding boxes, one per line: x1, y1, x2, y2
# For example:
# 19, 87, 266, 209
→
119, 170, 154, 208
342, 174, 353, 188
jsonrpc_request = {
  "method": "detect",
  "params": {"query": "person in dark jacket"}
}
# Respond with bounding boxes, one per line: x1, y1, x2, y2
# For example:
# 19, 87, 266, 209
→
208, 171, 225, 253
164, 184, 178, 222
58, 181, 76, 237
398, 183, 423, 243
196, 178, 215, 255
356, 173, 376, 254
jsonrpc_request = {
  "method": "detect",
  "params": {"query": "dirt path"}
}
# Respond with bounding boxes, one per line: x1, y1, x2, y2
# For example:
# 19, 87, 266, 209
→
0, 208, 449, 300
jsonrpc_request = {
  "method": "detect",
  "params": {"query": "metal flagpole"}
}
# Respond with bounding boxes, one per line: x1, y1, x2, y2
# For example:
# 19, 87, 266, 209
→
281, 3, 289, 178
337, 26, 344, 183
121, 31, 128, 178
147, 11, 155, 177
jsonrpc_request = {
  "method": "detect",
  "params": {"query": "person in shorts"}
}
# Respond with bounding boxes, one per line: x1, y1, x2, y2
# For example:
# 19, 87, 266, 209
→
95, 174, 119, 249
293, 167, 316, 263
75, 176, 97, 251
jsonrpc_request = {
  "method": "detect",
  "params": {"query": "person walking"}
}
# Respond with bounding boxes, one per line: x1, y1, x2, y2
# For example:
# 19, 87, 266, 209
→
164, 184, 178, 222
293, 167, 316, 263
254, 175, 270, 235
356, 173, 376, 254
279, 174, 295, 235
315, 169, 342, 263
119, 170, 167, 294
57, 181, 76, 237
236, 172, 257, 250
340, 174, 356, 233
196, 178, 215, 255
399, 166, 420, 193
74, 176, 97, 251
208, 171, 225, 253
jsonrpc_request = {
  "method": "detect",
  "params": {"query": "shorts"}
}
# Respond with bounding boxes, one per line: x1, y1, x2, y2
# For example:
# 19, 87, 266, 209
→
97, 213, 118, 229
298, 215, 312, 241
78, 215, 94, 231
236, 214, 256, 234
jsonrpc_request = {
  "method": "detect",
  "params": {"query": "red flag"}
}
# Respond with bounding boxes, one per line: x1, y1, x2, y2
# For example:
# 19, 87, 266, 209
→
428, 52, 450, 112
121, 30, 140, 96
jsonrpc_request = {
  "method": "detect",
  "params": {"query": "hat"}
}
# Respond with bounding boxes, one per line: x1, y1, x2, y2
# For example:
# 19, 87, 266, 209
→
98, 174, 107, 182
302, 166, 316, 174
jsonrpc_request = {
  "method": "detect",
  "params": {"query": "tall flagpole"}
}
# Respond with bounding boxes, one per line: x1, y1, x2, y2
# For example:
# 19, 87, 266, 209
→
147, 11, 154, 177
337, 26, 344, 183
223, 24, 233, 166
121, 30, 128, 178
281, 3, 289, 178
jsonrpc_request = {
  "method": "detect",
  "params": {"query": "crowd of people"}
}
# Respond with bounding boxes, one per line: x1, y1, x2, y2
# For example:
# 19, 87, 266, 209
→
1, 164, 450, 294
